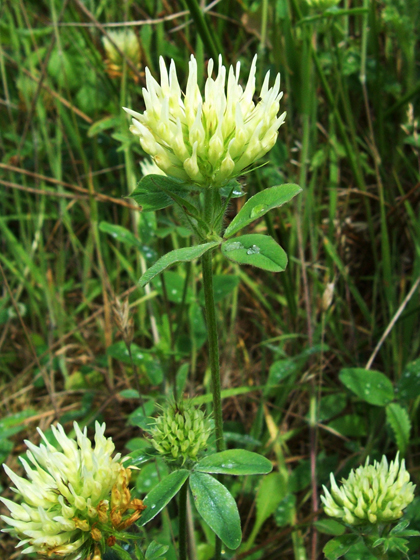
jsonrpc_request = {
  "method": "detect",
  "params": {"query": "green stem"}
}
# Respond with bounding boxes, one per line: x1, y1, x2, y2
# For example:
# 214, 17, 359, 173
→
179, 480, 188, 560
202, 187, 225, 560
201, 249, 225, 453
362, 529, 388, 560
364, 543, 388, 560
214, 536, 223, 560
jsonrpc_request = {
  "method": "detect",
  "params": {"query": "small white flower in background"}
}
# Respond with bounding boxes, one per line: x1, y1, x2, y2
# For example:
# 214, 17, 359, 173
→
102, 29, 140, 66
124, 54, 286, 187
321, 453, 415, 525
103, 30, 141, 82
321, 281, 335, 311
1, 422, 145, 559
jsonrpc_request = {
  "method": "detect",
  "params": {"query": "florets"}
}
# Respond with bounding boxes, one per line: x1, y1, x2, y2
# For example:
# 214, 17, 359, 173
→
321, 454, 415, 525
124, 54, 286, 187
149, 401, 213, 465
0, 422, 145, 559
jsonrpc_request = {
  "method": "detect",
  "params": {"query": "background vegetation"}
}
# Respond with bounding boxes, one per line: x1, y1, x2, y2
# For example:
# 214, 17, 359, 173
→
1, 0, 420, 558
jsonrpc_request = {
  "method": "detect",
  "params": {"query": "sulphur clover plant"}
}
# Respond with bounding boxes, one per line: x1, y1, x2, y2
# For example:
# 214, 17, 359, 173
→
321, 454, 419, 560
0, 422, 148, 560
122, 53, 301, 560
1, 54, 299, 560
138, 400, 272, 559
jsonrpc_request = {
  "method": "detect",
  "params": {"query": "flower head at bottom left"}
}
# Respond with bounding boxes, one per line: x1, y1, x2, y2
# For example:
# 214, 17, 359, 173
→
0, 421, 146, 559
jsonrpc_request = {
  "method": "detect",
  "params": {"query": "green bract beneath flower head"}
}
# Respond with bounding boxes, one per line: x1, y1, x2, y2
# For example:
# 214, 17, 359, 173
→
124, 54, 286, 187
0, 422, 146, 559
321, 453, 416, 526
149, 401, 213, 465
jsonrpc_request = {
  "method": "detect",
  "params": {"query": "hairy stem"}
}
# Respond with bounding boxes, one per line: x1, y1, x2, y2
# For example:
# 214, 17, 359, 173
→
179, 480, 189, 560
201, 249, 225, 453
363, 529, 388, 560
201, 188, 225, 560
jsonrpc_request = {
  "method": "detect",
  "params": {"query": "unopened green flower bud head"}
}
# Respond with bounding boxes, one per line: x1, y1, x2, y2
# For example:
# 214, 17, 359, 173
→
124, 54, 286, 187
321, 453, 415, 526
0, 422, 145, 559
150, 401, 212, 465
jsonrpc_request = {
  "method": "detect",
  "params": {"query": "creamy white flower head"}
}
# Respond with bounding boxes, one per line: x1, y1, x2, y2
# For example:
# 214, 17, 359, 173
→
321, 453, 416, 525
0, 422, 144, 559
124, 54, 286, 187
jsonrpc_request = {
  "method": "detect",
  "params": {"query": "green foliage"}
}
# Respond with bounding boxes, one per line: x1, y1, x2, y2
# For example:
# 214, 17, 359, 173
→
274, 494, 296, 528
135, 460, 170, 493
140, 242, 219, 286
339, 368, 394, 406
0, 410, 37, 465
317, 393, 347, 422
130, 175, 194, 212
99, 222, 145, 250
222, 234, 287, 272
153, 272, 194, 304
223, 183, 302, 238
386, 403, 411, 456
198, 274, 240, 305
266, 359, 299, 387
194, 449, 273, 476
397, 359, 420, 400
139, 469, 190, 526
315, 519, 346, 536
112, 545, 134, 560
323, 535, 361, 559
145, 541, 169, 560
244, 472, 288, 550
189, 472, 242, 550
328, 414, 367, 437
107, 342, 163, 384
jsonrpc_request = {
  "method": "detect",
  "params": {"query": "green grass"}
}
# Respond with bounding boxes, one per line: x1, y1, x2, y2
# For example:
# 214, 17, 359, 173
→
1, 0, 420, 559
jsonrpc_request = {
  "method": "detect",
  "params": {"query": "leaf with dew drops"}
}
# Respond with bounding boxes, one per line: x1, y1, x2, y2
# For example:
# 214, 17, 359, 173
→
222, 234, 287, 272
224, 183, 301, 238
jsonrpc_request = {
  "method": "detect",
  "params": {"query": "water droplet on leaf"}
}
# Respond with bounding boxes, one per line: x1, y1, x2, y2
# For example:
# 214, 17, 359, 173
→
250, 204, 267, 218
225, 241, 244, 252
246, 245, 260, 255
